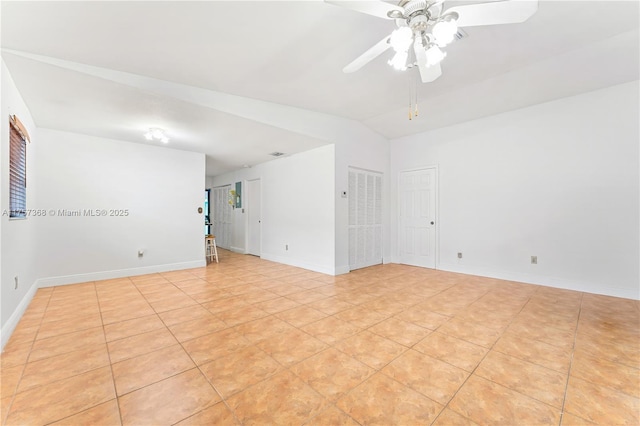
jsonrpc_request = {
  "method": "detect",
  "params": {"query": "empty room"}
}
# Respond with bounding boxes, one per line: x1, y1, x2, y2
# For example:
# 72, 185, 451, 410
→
0, 0, 638, 425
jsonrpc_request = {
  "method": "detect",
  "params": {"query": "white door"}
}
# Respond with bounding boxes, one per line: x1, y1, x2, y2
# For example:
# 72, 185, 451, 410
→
212, 185, 232, 249
247, 179, 261, 256
349, 168, 383, 271
399, 168, 436, 268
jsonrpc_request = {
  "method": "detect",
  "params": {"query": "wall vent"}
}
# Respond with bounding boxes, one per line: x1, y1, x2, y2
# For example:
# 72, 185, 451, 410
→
454, 28, 468, 41
269, 152, 286, 157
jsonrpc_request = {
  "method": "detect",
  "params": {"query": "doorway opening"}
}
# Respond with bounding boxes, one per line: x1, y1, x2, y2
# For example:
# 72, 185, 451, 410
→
212, 185, 232, 249
247, 179, 261, 257
204, 189, 211, 235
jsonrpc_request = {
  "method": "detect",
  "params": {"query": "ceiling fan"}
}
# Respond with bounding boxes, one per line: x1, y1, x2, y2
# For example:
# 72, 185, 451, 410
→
327, 0, 538, 83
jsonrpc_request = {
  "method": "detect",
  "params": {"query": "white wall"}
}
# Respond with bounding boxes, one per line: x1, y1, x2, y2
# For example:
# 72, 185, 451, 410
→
1, 60, 39, 345
205, 175, 214, 190
334, 138, 390, 274
1, 119, 206, 349
391, 81, 640, 300
33, 129, 206, 286
212, 145, 336, 274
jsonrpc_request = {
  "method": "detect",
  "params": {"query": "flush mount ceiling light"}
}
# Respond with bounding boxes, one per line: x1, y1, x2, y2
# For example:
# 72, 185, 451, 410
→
327, 0, 538, 83
144, 127, 169, 143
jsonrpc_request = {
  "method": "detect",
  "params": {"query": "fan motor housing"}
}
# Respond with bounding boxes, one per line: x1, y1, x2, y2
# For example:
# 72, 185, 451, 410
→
409, 14, 429, 32
402, 0, 428, 16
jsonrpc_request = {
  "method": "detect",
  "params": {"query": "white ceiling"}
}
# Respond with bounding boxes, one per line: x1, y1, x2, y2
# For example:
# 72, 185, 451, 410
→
1, 1, 638, 176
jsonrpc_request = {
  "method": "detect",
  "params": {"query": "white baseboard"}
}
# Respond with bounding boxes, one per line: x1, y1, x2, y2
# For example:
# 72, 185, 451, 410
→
35, 260, 206, 288
1, 260, 206, 350
1, 280, 39, 351
384, 256, 399, 264
260, 252, 336, 276
230, 246, 247, 254
437, 262, 639, 300
334, 265, 350, 275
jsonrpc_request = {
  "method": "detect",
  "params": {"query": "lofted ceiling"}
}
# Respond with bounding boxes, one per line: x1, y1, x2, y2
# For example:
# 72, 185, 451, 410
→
1, 1, 638, 176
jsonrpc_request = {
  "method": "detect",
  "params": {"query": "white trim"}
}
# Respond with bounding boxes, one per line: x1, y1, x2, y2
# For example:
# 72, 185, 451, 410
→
1, 260, 206, 350
347, 167, 384, 273
1, 280, 39, 350
438, 262, 640, 300
230, 246, 247, 254
245, 178, 262, 258
348, 165, 383, 175
36, 260, 205, 288
261, 252, 336, 276
334, 265, 350, 275
350, 260, 383, 272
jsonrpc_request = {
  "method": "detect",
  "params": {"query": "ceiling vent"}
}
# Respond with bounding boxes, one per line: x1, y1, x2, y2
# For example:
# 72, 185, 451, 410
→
453, 28, 468, 42
269, 152, 286, 157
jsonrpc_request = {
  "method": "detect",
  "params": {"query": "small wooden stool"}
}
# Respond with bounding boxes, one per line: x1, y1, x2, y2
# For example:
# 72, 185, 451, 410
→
205, 235, 218, 263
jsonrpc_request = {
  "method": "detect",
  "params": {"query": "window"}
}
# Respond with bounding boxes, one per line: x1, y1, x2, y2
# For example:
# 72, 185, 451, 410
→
9, 115, 28, 218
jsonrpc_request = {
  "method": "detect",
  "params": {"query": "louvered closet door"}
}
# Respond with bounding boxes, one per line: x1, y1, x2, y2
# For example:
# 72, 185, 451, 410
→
349, 168, 383, 271
212, 185, 232, 249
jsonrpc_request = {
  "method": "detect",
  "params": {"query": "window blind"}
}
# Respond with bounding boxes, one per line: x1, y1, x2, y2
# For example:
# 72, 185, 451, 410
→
9, 119, 27, 218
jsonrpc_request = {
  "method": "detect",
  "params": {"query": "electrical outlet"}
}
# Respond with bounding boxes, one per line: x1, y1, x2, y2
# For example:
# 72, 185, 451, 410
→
14, 276, 18, 289
457, 252, 463, 259
531, 255, 538, 265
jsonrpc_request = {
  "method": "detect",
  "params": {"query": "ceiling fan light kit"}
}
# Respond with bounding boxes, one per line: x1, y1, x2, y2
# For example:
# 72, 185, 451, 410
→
144, 127, 169, 144
432, 12, 459, 47
327, 0, 538, 83
389, 26, 413, 52
425, 44, 446, 67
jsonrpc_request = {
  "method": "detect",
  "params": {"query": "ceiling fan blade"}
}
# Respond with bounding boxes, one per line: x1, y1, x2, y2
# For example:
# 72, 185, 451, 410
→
446, 0, 538, 27
325, 0, 404, 20
413, 39, 442, 83
343, 35, 391, 73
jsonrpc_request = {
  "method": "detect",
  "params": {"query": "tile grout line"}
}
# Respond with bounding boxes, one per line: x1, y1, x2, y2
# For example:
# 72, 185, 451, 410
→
101, 270, 222, 424
34, 281, 115, 426
167, 265, 268, 426
300, 282, 483, 425
558, 291, 584, 426
184, 265, 391, 425
96, 279, 124, 426
2, 286, 54, 425
156, 262, 321, 424
8, 262, 318, 425
433, 290, 537, 425
4, 255, 635, 425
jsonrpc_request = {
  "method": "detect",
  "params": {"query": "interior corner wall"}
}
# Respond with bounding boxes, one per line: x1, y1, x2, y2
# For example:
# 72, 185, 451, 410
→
390, 81, 640, 300
212, 144, 336, 274
32, 129, 206, 288
205, 175, 214, 190
334, 137, 390, 274
1, 59, 39, 347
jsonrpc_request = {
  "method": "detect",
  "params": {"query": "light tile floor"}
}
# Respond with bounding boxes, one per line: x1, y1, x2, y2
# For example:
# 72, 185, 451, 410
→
1, 249, 638, 425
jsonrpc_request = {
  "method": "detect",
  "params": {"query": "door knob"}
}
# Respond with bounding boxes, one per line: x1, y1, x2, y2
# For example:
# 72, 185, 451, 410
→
430, 221, 435, 225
